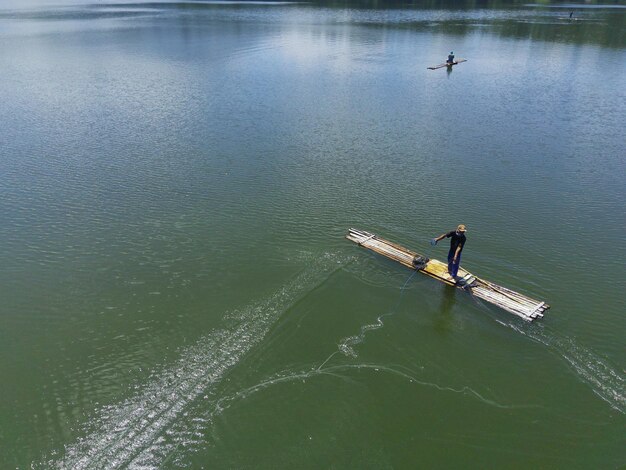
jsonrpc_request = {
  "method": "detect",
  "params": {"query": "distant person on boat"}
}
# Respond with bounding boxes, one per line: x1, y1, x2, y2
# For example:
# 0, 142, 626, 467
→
431, 224, 467, 281
446, 51, 455, 65
569, 11, 574, 18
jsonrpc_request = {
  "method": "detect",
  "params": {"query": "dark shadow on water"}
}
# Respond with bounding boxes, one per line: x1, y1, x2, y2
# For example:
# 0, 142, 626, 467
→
433, 284, 456, 334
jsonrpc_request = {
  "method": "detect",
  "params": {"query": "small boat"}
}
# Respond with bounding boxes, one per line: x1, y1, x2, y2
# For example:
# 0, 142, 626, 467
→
428, 59, 467, 70
346, 228, 549, 322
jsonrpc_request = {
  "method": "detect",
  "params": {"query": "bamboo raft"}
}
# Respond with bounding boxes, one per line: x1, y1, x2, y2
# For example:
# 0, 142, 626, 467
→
428, 59, 467, 70
346, 228, 549, 322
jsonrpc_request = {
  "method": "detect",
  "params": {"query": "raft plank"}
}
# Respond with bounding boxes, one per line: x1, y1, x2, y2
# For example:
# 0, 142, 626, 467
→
346, 228, 549, 322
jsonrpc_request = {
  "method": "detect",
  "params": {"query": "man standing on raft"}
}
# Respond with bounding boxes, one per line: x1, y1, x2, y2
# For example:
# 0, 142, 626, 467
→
432, 224, 467, 281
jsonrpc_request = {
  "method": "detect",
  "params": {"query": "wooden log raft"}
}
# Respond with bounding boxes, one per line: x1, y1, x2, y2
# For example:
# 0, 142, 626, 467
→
346, 228, 549, 322
427, 59, 467, 70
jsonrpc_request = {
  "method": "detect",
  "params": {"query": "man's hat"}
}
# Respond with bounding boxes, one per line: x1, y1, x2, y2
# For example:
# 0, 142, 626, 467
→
457, 224, 467, 232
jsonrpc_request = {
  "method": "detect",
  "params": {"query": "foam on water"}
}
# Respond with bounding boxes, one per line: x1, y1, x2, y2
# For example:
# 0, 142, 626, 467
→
330, 272, 624, 417
45, 257, 623, 467
40, 252, 347, 469
331, 269, 417, 361
161, 360, 542, 465
498, 319, 625, 414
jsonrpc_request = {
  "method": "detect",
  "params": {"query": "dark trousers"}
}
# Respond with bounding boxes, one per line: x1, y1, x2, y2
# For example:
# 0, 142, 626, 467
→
447, 251, 461, 277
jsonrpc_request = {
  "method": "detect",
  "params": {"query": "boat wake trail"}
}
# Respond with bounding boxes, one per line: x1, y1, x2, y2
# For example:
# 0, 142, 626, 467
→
497, 320, 625, 414
41, 252, 348, 470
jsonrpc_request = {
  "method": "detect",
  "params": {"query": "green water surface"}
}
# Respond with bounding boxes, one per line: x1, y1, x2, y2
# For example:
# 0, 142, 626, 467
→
0, 1, 624, 468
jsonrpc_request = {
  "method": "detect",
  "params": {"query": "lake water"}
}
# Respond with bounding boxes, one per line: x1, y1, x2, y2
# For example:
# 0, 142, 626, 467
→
0, 1, 625, 468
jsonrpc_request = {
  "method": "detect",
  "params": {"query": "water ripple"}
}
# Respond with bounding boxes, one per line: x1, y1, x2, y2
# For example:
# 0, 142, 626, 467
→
39, 251, 347, 469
